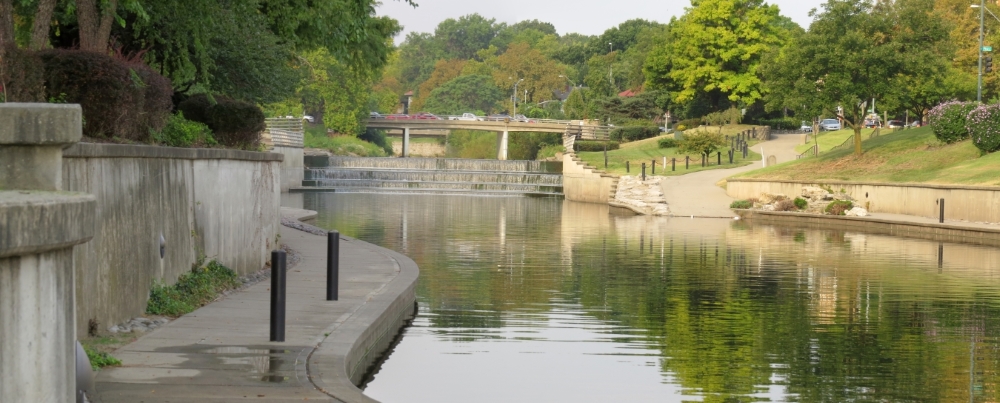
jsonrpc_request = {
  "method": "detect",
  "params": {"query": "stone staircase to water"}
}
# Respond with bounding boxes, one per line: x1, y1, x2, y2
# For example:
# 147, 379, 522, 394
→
297, 156, 564, 196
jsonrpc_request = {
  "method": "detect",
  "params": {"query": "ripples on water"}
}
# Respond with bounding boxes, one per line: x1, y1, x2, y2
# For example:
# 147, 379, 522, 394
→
302, 193, 1000, 403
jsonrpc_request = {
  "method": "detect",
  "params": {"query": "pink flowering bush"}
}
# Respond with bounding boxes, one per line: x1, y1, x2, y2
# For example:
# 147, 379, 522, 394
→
928, 100, 975, 143
966, 104, 1000, 153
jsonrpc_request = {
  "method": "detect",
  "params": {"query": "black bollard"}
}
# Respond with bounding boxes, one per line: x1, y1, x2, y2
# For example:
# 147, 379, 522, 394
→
642, 163, 646, 181
685, 156, 689, 169
651, 159, 656, 175
269, 250, 287, 342
939, 198, 945, 223
604, 148, 608, 169
626, 160, 630, 173
702, 154, 706, 167
728, 149, 734, 163
327, 231, 340, 301
717, 151, 721, 165
672, 157, 676, 171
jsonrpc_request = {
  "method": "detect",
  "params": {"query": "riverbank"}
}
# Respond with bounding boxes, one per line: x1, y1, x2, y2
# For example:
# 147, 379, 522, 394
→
93, 207, 418, 403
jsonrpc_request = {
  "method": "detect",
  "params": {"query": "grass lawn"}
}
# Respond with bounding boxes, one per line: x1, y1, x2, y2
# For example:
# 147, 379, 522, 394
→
578, 134, 762, 176
735, 126, 1000, 186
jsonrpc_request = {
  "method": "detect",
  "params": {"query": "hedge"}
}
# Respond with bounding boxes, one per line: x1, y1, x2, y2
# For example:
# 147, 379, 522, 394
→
1, 45, 45, 102
609, 126, 660, 142
928, 101, 975, 143
575, 140, 619, 152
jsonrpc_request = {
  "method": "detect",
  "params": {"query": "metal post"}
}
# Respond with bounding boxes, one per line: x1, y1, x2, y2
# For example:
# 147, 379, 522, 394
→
979, 0, 985, 103
641, 163, 646, 181
729, 149, 734, 163
626, 160, 630, 173
717, 151, 721, 165
327, 231, 340, 301
701, 154, 706, 167
651, 159, 655, 175
672, 158, 676, 171
939, 198, 945, 223
604, 143, 608, 168
685, 156, 689, 169
269, 250, 287, 342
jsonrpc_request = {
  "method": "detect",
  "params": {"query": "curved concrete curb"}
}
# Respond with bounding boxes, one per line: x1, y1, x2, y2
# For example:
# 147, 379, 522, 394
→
281, 209, 419, 403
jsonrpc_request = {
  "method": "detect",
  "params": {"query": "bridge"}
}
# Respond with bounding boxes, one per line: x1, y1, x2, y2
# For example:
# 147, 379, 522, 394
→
366, 116, 611, 160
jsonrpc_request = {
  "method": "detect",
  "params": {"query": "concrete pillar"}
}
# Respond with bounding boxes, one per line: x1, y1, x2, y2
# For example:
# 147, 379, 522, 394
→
402, 127, 410, 158
496, 129, 509, 160
0, 104, 96, 402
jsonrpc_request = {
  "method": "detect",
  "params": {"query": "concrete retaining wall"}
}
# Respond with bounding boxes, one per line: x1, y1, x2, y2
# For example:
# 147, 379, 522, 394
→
728, 179, 1000, 224
272, 145, 304, 192
63, 144, 282, 336
562, 153, 617, 204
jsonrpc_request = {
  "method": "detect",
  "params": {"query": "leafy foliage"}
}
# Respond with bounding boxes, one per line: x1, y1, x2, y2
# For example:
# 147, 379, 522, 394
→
679, 131, 727, 157
658, 138, 679, 149
152, 112, 216, 147
824, 200, 854, 215
422, 75, 503, 116
204, 97, 265, 150
0, 44, 44, 101
83, 345, 122, 370
610, 126, 660, 142
730, 200, 753, 209
928, 100, 974, 143
304, 126, 387, 157
965, 104, 1000, 153
793, 197, 808, 209
576, 140, 620, 152
146, 261, 240, 316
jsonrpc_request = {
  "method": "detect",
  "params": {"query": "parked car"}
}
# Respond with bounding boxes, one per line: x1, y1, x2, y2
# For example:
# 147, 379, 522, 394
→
384, 114, 411, 120
303, 115, 315, 123
886, 120, 904, 128
800, 121, 813, 132
820, 118, 842, 131
369, 112, 383, 119
863, 117, 882, 128
413, 112, 442, 120
486, 113, 510, 122
452, 113, 483, 121
512, 114, 534, 123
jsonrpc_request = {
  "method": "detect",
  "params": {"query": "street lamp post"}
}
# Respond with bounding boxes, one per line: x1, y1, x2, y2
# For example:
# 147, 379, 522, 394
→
979, 0, 985, 103
608, 42, 614, 88
512, 78, 524, 117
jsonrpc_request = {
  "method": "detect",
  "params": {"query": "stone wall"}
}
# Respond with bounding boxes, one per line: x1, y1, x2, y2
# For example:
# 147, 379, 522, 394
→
63, 144, 282, 336
727, 178, 1000, 224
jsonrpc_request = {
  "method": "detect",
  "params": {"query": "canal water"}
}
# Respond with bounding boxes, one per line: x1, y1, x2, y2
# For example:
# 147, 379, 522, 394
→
304, 193, 1000, 403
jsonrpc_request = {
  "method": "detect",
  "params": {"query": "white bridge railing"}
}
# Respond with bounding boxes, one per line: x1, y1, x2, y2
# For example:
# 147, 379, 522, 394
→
264, 118, 304, 148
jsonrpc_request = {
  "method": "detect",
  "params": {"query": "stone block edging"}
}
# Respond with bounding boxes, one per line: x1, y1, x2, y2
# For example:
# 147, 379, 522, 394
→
735, 209, 1000, 247
64, 143, 283, 162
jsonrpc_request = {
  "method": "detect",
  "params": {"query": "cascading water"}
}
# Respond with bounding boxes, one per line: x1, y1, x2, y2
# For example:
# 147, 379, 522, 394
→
299, 156, 564, 196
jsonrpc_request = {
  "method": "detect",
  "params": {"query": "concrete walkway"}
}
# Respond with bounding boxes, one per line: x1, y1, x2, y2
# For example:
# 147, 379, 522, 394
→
94, 208, 418, 403
661, 131, 804, 217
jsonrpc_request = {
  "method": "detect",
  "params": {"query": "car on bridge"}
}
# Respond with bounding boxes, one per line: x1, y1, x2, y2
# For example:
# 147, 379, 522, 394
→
413, 112, 443, 120
369, 112, 384, 119
486, 113, 510, 122
384, 114, 411, 120
512, 114, 535, 123
451, 113, 483, 121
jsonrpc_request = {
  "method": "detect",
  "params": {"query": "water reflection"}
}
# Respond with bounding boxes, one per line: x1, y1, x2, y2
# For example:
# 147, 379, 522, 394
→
305, 193, 1000, 403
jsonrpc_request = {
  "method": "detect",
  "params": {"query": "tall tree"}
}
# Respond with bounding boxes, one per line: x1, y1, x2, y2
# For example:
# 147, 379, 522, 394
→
0, 0, 13, 52
76, 0, 119, 51
29, 0, 56, 49
412, 59, 467, 111
645, 0, 785, 108
492, 42, 566, 108
433, 13, 501, 60
422, 75, 503, 115
762, 0, 905, 155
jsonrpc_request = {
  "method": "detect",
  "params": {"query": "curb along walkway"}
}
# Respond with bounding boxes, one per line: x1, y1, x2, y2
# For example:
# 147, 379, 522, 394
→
94, 207, 418, 403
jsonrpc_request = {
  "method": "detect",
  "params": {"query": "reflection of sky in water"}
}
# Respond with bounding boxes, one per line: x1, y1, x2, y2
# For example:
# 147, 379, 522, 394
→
304, 193, 1000, 403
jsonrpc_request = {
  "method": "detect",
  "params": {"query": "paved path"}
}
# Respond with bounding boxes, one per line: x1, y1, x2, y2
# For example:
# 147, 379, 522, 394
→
661, 131, 804, 217
94, 208, 418, 403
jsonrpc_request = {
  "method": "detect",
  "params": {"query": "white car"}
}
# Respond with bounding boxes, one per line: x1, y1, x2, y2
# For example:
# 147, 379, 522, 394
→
800, 121, 812, 132
452, 113, 483, 121
820, 118, 842, 131
303, 115, 315, 123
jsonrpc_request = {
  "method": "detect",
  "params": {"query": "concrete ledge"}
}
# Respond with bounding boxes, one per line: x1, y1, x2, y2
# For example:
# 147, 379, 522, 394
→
0, 191, 96, 258
0, 103, 82, 146
729, 177, 1000, 192
64, 143, 283, 162
736, 209, 1000, 247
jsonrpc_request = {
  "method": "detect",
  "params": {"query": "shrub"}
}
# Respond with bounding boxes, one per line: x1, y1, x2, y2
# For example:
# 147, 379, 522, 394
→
576, 140, 620, 152
177, 94, 216, 125
83, 345, 121, 370
677, 118, 701, 129
757, 117, 799, 130
304, 127, 387, 157
146, 261, 240, 316
793, 197, 808, 209
658, 138, 679, 148
730, 199, 753, 209
928, 100, 975, 143
204, 97, 265, 150
359, 128, 393, 155
610, 126, 660, 142
824, 200, 854, 215
774, 199, 797, 211
152, 112, 216, 147
966, 103, 1000, 153
38, 49, 171, 141
675, 124, 687, 131
0, 45, 45, 102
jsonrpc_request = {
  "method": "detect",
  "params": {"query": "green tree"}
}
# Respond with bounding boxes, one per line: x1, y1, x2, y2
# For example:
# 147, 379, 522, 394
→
492, 42, 566, 109
434, 13, 501, 60
563, 87, 589, 119
422, 75, 503, 115
679, 131, 726, 157
645, 0, 786, 107
762, 0, 914, 155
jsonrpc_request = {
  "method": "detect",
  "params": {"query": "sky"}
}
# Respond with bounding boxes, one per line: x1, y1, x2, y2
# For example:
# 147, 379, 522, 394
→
376, 0, 827, 43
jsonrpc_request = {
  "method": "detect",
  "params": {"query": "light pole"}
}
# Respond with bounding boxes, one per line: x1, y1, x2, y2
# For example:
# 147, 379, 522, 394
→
512, 78, 524, 117
976, 0, 985, 103
608, 42, 614, 88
